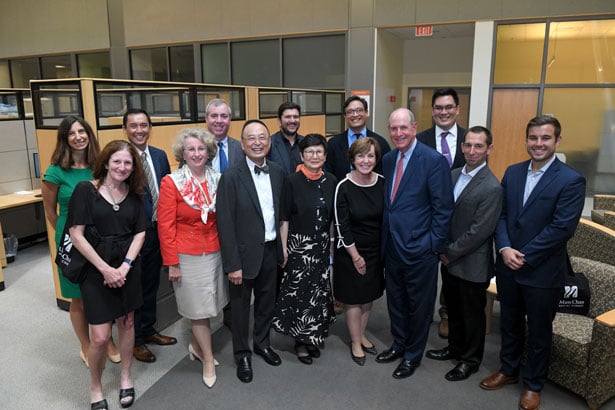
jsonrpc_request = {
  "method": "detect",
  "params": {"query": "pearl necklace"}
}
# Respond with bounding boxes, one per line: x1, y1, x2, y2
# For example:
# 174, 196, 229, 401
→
104, 183, 127, 212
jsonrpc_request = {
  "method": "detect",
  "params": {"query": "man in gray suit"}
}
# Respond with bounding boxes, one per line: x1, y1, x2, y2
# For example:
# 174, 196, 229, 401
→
425, 126, 503, 381
205, 98, 244, 173
216, 120, 285, 383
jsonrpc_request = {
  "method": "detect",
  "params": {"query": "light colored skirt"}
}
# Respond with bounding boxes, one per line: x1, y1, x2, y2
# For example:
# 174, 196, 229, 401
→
173, 251, 229, 320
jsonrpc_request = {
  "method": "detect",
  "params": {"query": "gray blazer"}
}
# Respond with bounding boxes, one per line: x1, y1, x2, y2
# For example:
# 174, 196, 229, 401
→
445, 165, 503, 283
227, 137, 245, 167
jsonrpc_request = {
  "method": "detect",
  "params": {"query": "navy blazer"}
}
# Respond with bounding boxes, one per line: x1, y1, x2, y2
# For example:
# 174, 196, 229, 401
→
416, 125, 466, 169
216, 159, 285, 279
495, 158, 585, 288
382, 141, 454, 264
143, 145, 171, 222
267, 131, 304, 175
325, 129, 391, 181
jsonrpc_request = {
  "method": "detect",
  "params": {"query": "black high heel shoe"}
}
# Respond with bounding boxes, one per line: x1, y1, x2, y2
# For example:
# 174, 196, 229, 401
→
91, 399, 108, 410
350, 345, 366, 366
295, 342, 313, 365
119, 388, 135, 408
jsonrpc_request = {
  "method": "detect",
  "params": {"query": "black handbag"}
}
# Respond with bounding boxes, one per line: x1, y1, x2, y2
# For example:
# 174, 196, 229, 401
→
55, 225, 100, 284
557, 255, 591, 315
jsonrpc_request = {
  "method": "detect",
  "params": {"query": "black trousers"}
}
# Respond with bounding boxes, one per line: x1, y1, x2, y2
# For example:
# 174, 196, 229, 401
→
229, 241, 277, 362
134, 225, 162, 345
441, 266, 488, 367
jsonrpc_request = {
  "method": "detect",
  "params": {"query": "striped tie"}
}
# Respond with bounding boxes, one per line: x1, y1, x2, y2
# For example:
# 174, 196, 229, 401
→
141, 152, 159, 220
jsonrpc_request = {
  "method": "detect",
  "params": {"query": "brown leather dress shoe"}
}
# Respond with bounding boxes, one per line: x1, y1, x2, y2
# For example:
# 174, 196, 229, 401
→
438, 318, 449, 339
144, 333, 177, 346
519, 389, 541, 410
133, 345, 156, 363
479, 371, 519, 390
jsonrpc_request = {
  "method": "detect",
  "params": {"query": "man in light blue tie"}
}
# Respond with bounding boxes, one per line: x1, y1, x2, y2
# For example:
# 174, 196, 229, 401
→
416, 88, 467, 339
205, 98, 244, 174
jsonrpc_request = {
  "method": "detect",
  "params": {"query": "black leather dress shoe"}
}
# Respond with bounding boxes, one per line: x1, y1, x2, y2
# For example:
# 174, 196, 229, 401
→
425, 347, 453, 361
393, 360, 420, 379
445, 362, 479, 381
375, 348, 404, 363
254, 346, 282, 366
236, 357, 253, 383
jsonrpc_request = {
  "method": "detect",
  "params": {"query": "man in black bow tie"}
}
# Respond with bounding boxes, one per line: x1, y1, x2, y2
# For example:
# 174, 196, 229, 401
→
216, 120, 286, 383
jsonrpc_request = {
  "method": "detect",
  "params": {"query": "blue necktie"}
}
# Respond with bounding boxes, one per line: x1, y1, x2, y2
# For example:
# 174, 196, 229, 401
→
218, 142, 228, 173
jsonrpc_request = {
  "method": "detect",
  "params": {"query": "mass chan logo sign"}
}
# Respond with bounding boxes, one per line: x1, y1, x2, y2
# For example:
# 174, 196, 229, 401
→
563, 285, 578, 299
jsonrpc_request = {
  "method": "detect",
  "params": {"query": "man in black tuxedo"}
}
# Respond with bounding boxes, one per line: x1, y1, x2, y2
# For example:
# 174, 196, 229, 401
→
325, 96, 390, 180
216, 120, 285, 383
416, 88, 466, 338
124, 109, 177, 363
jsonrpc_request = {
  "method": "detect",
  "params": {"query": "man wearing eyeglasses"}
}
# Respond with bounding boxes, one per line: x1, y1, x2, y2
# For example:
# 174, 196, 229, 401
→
325, 96, 391, 181
417, 88, 467, 339
205, 98, 244, 174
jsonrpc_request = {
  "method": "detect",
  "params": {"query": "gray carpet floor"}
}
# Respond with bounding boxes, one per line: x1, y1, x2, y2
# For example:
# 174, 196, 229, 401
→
1, 241, 613, 409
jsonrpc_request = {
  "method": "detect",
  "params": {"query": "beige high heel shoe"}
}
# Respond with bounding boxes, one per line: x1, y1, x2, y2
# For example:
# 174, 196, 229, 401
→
107, 340, 121, 363
80, 350, 89, 368
188, 343, 219, 366
203, 361, 216, 389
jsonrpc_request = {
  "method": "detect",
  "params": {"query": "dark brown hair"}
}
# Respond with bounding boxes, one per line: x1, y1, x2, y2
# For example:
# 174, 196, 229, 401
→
50, 115, 100, 170
93, 140, 145, 197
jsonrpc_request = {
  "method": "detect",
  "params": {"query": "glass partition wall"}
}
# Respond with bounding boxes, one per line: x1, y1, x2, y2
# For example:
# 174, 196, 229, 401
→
490, 17, 615, 194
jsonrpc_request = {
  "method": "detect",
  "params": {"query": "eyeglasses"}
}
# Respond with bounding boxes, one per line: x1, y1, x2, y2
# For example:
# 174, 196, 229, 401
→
433, 105, 457, 112
303, 149, 325, 157
345, 108, 365, 116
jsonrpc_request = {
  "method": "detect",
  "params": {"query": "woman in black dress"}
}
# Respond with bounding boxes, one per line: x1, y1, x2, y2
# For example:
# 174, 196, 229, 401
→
333, 137, 385, 366
272, 134, 337, 365
68, 140, 147, 410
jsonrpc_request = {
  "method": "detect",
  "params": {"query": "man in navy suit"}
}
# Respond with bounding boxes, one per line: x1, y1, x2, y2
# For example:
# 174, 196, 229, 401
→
267, 101, 304, 175
217, 120, 285, 383
417, 88, 466, 338
325, 96, 390, 180
376, 108, 454, 379
124, 109, 177, 363
479, 116, 585, 410
205, 98, 244, 174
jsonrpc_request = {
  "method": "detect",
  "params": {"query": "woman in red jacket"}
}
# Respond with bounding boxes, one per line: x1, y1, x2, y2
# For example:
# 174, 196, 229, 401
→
158, 128, 229, 388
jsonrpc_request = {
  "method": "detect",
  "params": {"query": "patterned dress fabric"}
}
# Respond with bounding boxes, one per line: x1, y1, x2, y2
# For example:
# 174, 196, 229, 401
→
272, 171, 337, 346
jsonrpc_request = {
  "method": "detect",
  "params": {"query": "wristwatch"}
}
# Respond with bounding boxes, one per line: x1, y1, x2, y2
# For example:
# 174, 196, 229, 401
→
123, 257, 133, 267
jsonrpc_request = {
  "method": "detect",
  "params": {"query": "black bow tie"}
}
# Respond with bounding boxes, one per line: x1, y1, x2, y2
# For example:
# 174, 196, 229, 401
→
254, 164, 270, 175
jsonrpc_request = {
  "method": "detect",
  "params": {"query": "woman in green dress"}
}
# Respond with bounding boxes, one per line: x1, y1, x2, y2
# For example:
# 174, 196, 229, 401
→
42, 115, 114, 366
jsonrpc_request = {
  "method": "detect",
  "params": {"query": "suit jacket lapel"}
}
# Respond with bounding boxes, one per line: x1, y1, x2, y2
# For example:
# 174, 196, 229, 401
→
455, 166, 487, 204
392, 147, 418, 204
522, 159, 560, 211
238, 161, 264, 220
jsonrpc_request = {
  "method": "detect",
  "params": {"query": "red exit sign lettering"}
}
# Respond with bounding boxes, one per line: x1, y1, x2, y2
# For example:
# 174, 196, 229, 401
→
415, 25, 433, 37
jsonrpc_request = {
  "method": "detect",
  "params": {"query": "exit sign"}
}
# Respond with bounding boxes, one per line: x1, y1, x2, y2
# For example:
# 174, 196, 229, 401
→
415, 25, 433, 37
